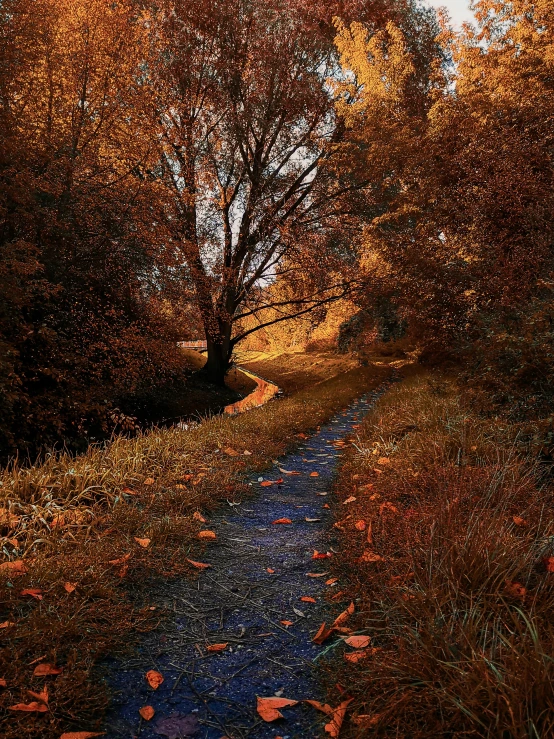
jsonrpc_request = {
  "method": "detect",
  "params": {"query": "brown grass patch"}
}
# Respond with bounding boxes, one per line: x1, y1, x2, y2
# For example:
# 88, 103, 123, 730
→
0, 361, 389, 738
330, 368, 554, 738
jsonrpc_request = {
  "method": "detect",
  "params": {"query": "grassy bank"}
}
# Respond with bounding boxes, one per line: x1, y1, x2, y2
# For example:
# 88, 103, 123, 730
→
0, 360, 389, 739
329, 368, 554, 738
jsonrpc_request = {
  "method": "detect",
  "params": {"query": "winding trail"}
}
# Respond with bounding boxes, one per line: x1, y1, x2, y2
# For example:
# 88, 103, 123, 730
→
105, 382, 389, 739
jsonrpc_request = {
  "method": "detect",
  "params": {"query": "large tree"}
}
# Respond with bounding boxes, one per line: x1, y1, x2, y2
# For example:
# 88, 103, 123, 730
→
146, 0, 437, 384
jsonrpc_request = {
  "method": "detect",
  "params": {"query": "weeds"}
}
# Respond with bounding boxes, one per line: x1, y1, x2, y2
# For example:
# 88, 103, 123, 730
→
331, 368, 554, 738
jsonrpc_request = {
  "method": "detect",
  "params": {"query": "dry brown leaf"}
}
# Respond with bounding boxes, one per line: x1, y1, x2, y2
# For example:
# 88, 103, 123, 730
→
354, 520, 366, 531
0, 559, 27, 575
272, 518, 292, 524
306, 572, 327, 577
139, 706, 155, 721
256, 696, 298, 722
266, 568, 275, 574
352, 714, 381, 728
0, 621, 15, 629
0, 678, 6, 687
145, 670, 163, 689
310, 471, 319, 477
359, 551, 384, 563
224, 447, 239, 456
260, 481, 273, 487
143, 478, 155, 485
186, 559, 211, 569
343, 635, 370, 649
313, 622, 334, 645
198, 530, 217, 540
21, 588, 43, 600
300, 596, 316, 603
342, 496, 356, 505
9, 702, 48, 712
377, 457, 390, 465
505, 580, 526, 600
134, 537, 151, 548
312, 550, 332, 559
326, 577, 338, 585
333, 602, 355, 628
513, 515, 528, 527
379, 502, 399, 515
305, 699, 334, 716
193, 512, 206, 523
64, 582, 77, 593
325, 698, 353, 737
27, 687, 48, 705
206, 643, 228, 652
33, 662, 62, 676
108, 553, 131, 566
280, 620, 294, 627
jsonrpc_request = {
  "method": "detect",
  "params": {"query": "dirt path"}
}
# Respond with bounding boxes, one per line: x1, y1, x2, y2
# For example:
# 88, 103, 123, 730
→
104, 382, 390, 739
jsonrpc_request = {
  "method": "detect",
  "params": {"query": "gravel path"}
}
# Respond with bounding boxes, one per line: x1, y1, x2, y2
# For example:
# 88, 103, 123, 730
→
104, 384, 388, 739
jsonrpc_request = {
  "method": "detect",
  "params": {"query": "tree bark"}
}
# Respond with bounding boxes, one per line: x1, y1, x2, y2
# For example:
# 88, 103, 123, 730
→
202, 332, 233, 387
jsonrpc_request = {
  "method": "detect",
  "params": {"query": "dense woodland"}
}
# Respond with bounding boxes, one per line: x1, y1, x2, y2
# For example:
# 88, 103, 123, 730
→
1, 0, 553, 458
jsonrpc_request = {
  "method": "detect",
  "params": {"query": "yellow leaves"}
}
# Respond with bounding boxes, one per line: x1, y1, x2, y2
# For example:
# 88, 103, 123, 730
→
256, 696, 298, 722
139, 706, 155, 721
145, 670, 164, 689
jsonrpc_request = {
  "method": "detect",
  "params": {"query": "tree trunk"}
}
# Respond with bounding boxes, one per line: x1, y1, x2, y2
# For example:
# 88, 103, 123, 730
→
202, 335, 232, 387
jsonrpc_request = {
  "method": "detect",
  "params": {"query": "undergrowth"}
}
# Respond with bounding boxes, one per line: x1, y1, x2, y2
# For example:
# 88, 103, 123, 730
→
331, 368, 554, 738
0, 362, 389, 738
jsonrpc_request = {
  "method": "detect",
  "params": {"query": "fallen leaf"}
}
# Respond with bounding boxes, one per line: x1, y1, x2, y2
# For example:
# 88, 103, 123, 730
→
305, 517, 321, 522
305, 699, 334, 716
266, 568, 275, 573
513, 516, 528, 527
354, 520, 366, 531
313, 622, 334, 644
377, 457, 390, 465
343, 635, 371, 649
352, 713, 381, 728
272, 518, 292, 525
0, 621, 15, 628
256, 696, 298, 722
344, 650, 368, 663
0, 559, 27, 575
193, 512, 206, 523
143, 478, 155, 485
312, 550, 332, 560
64, 582, 77, 593
146, 670, 164, 689
280, 620, 294, 627
224, 447, 239, 456
33, 662, 62, 676
359, 551, 384, 563
367, 521, 373, 546
198, 530, 217, 540
326, 577, 338, 585
310, 472, 319, 477
379, 502, 399, 515
243, 450, 252, 455
306, 572, 328, 577
0, 678, 5, 687
279, 468, 301, 475
300, 596, 316, 603
60, 733, 105, 739
27, 687, 48, 705
343, 496, 356, 505
135, 537, 151, 548
333, 602, 355, 627
153, 713, 199, 737
323, 503, 330, 509
325, 698, 353, 737
9, 701, 48, 713
140, 706, 155, 721
186, 559, 211, 569
108, 553, 131, 566
21, 588, 43, 600
122, 487, 138, 495
296, 433, 308, 439
206, 643, 228, 652
505, 580, 526, 600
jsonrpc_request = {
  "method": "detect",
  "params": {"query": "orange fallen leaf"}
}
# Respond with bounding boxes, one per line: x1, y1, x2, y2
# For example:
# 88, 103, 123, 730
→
326, 577, 338, 585
513, 516, 528, 527
344, 650, 368, 663
198, 530, 217, 540
134, 537, 151, 548
333, 602, 355, 627
305, 699, 334, 716
206, 643, 228, 652
266, 568, 275, 574
379, 502, 399, 515
322, 504, 330, 509
256, 696, 298, 722
145, 670, 164, 689
359, 551, 383, 563
354, 520, 366, 531
273, 518, 292, 525
310, 472, 319, 477
343, 496, 356, 505
9, 702, 48, 712
193, 511, 207, 523
260, 481, 273, 487
122, 487, 138, 495
312, 551, 332, 560
21, 588, 43, 600
306, 572, 328, 577
224, 447, 239, 456
139, 706, 155, 721
64, 582, 77, 593
300, 596, 316, 603
186, 559, 211, 569
313, 622, 334, 644
377, 457, 390, 465
27, 687, 48, 705
33, 662, 62, 676
343, 635, 370, 649
143, 478, 155, 485
108, 553, 131, 566
325, 698, 353, 737
0, 560, 27, 575
280, 620, 294, 627
505, 580, 526, 600
0, 621, 15, 628
296, 433, 308, 439
60, 733, 106, 739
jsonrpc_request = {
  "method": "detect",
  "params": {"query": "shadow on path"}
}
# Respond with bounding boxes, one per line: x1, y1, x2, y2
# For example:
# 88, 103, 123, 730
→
104, 381, 390, 739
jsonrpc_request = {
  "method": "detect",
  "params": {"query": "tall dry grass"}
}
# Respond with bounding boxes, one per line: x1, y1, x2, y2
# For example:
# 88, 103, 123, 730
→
0, 361, 389, 739
331, 369, 554, 738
